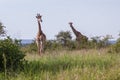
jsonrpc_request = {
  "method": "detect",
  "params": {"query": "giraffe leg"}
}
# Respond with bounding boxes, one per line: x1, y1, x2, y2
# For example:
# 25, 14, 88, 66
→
36, 39, 41, 55
39, 44, 42, 55
40, 41, 44, 53
42, 41, 46, 53
38, 42, 41, 55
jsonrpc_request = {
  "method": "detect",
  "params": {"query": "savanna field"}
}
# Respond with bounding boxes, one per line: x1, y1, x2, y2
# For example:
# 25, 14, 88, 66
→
0, 46, 120, 80
0, 30, 120, 80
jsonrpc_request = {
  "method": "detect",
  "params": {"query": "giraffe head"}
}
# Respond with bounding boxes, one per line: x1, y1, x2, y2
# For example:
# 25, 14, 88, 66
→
69, 22, 73, 26
36, 13, 42, 22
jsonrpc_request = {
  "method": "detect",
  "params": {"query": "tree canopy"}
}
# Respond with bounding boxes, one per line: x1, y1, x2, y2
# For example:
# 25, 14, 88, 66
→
56, 31, 72, 46
0, 22, 6, 37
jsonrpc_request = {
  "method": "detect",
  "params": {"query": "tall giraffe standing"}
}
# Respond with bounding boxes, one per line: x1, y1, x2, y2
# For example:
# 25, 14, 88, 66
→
36, 14, 46, 55
69, 22, 88, 43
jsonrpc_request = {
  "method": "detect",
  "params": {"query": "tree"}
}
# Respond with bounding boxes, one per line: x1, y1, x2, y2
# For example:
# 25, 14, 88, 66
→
90, 36, 100, 48
90, 35, 113, 49
0, 22, 6, 37
91, 36, 101, 43
102, 35, 113, 46
56, 31, 72, 46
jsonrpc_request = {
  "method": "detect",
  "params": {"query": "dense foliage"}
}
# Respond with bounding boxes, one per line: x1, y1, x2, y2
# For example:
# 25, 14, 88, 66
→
0, 37, 25, 71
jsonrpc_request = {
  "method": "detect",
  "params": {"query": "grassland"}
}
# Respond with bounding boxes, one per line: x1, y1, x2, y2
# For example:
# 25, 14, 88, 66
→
0, 49, 120, 80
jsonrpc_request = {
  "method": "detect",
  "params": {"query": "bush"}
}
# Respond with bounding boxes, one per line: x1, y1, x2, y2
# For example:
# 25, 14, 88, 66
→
0, 37, 25, 71
108, 39, 120, 53
45, 40, 63, 51
111, 43, 120, 53
21, 40, 37, 54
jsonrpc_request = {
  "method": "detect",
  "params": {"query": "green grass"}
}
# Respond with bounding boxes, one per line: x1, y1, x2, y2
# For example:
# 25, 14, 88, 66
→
0, 49, 120, 80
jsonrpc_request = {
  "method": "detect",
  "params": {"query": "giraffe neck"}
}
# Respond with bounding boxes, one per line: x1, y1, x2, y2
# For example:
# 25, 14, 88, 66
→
37, 20, 42, 34
70, 25, 81, 37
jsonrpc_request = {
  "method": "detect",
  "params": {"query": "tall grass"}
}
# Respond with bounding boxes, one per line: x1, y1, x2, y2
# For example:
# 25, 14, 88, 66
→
0, 49, 120, 80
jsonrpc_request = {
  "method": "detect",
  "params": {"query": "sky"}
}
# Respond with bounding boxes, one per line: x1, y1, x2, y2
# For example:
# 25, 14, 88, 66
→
0, 0, 120, 40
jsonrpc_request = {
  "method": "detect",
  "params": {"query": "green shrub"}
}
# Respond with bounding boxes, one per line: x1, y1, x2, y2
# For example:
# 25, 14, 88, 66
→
111, 43, 120, 53
21, 41, 37, 53
45, 40, 63, 51
0, 37, 25, 71
108, 40, 120, 53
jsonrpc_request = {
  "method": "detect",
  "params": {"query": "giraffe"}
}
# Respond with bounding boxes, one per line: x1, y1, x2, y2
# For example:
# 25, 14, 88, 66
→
36, 14, 46, 55
69, 22, 88, 43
